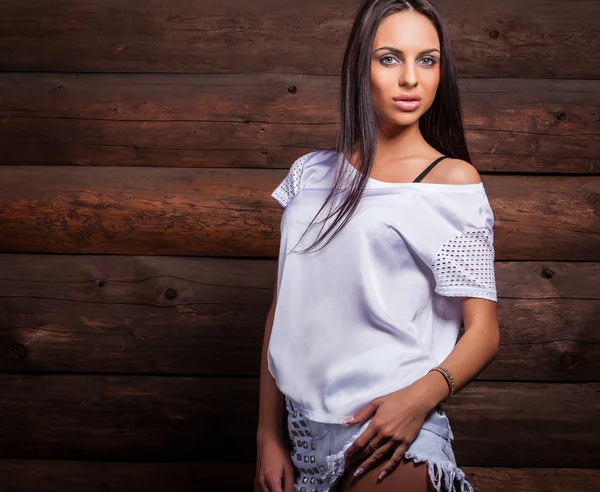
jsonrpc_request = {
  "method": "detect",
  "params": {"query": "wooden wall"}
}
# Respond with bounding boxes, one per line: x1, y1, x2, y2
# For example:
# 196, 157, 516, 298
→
0, 0, 599, 490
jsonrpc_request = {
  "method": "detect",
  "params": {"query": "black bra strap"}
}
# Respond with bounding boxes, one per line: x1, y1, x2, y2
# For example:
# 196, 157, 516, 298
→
413, 155, 448, 183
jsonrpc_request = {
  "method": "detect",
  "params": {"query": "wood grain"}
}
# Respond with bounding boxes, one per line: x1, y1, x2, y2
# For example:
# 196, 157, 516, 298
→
0, 170, 598, 258
1, 74, 598, 172
0, 0, 598, 78
0, 460, 598, 492
0, 376, 597, 467
0, 255, 598, 381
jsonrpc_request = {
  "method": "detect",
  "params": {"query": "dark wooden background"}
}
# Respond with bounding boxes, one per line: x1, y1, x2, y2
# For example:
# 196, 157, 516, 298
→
0, 0, 599, 490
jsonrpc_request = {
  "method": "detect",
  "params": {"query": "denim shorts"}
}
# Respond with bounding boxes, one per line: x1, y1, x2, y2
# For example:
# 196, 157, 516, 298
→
285, 396, 474, 492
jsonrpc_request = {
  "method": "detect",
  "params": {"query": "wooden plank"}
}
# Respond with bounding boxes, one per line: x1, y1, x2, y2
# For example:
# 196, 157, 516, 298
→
0, 169, 598, 259
0, 255, 598, 381
466, 467, 600, 492
1, 295, 597, 381
2, 256, 597, 300
0, 460, 598, 492
482, 298, 600, 381
0, 255, 274, 376
0, 0, 597, 78
447, 382, 600, 467
0, 74, 597, 173
0, 166, 281, 257
0, 461, 257, 491
0, 377, 597, 467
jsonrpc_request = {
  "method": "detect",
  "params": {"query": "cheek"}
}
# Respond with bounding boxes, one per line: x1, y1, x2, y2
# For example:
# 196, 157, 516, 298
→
370, 63, 399, 90
421, 72, 441, 101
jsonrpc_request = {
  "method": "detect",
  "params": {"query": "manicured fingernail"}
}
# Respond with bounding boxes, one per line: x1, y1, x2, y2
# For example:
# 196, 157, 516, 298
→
342, 417, 354, 424
354, 467, 364, 477
378, 471, 387, 480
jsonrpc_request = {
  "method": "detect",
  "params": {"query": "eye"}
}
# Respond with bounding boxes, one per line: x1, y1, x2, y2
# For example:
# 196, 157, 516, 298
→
419, 56, 438, 66
380, 54, 398, 65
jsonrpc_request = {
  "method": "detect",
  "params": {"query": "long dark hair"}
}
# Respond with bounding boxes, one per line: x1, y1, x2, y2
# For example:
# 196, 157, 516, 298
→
292, 0, 471, 254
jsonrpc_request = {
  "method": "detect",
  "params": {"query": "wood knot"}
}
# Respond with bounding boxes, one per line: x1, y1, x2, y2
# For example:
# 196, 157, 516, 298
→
588, 192, 599, 205
541, 267, 555, 279
288, 85, 298, 94
11, 343, 28, 359
489, 30, 499, 38
560, 351, 574, 367
554, 111, 566, 121
164, 288, 178, 300
97, 280, 106, 288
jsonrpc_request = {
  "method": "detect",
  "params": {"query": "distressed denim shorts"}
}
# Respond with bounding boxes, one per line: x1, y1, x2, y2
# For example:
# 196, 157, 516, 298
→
285, 396, 474, 492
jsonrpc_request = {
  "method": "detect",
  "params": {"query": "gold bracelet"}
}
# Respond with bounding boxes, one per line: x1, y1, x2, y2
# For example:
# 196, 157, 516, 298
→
428, 366, 455, 402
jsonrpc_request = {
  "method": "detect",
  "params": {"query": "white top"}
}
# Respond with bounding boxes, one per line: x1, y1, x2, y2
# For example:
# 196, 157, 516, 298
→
268, 149, 497, 423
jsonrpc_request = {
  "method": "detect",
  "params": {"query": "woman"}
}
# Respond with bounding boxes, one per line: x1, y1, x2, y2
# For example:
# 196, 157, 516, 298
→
255, 0, 499, 491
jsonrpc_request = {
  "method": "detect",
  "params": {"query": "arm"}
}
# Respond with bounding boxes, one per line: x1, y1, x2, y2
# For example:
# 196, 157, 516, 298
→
411, 297, 500, 409
255, 268, 295, 492
256, 271, 286, 444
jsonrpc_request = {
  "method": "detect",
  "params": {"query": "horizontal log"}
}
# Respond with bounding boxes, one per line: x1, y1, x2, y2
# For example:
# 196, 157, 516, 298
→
0, 461, 258, 492
0, 169, 598, 259
0, 74, 598, 173
0, 460, 598, 492
2, 255, 597, 300
0, 377, 597, 467
467, 467, 600, 492
0, 0, 597, 78
0, 255, 598, 381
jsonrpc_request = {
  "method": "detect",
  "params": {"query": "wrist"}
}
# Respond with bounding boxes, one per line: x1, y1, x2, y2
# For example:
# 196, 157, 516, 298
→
257, 425, 283, 445
413, 371, 451, 410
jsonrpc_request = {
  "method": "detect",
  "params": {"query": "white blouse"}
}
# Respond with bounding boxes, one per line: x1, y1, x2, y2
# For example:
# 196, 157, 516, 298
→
268, 149, 497, 423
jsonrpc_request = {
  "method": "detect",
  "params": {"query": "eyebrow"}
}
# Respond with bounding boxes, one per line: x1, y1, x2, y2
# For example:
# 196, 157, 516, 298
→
373, 47, 440, 55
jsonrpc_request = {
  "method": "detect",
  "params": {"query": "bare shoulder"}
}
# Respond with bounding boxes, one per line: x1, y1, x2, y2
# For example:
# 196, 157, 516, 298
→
438, 158, 482, 185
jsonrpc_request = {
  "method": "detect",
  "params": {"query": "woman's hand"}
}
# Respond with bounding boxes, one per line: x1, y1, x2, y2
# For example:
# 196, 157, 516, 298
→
341, 383, 435, 482
255, 434, 295, 492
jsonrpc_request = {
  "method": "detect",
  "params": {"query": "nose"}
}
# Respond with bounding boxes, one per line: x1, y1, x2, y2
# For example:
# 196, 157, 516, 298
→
400, 63, 418, 87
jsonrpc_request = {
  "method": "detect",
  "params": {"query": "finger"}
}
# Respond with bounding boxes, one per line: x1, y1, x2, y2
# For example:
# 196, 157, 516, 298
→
265, 471, 283, 492
352, 438, 395, 477
343, 423, 377, 463
346, 436, 383, 468
256, 472, 267, 492
343, 401, 379, 425
282, 466, 295, 492
376, 442, 408, 481
346, 428, 394, 468
257, 476, 268, 492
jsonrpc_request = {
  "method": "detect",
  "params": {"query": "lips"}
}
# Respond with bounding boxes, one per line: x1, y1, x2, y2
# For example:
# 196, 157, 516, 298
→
393, 94, 421, 102
392, 96, 421, 111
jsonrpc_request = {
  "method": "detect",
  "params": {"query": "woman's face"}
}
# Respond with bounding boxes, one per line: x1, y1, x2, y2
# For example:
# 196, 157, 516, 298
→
370, 10, 441, 130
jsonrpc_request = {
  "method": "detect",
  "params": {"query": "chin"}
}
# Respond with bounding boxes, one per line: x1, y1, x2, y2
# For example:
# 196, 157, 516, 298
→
390, 113, 421, 126
376, 110, 420, 129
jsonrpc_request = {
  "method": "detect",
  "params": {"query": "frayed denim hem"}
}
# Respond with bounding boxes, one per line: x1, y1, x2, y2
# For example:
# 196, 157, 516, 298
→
316, 447, 475, 492
403, 449, 475, 492
319, 441, 352, 488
